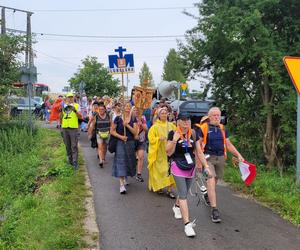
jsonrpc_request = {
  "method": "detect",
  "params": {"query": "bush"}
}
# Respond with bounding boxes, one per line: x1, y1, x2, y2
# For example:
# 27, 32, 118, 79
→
0, 123, 86, 249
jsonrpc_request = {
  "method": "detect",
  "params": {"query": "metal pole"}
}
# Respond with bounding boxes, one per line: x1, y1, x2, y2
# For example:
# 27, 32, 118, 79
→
28, 78, 32, 133
121, 72, 126, 136
0, 5, 33, 14
27, 13, 32, 133
126, 73, 129, 99
177, 85, 180, 114
297, 95, 300, 185
1, 8, 6, 34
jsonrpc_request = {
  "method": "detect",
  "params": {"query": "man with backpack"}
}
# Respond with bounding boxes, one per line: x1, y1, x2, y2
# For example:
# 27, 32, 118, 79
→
197, 107, 244, 223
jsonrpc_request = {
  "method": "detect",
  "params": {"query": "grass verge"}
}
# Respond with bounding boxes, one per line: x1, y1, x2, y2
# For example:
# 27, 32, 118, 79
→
0, 125, 87, 249
224, 162, 300, 226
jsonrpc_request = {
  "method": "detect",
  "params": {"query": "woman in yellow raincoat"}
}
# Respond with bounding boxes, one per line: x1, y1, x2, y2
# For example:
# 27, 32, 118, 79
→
148, 107, 176, 198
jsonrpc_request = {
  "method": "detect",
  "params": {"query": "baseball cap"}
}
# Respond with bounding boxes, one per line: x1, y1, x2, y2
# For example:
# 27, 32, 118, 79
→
177, 112, 190, 121
66, 92, 74, 97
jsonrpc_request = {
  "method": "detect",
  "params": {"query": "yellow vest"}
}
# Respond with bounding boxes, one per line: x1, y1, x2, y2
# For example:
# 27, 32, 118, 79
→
61, 103, 79, 129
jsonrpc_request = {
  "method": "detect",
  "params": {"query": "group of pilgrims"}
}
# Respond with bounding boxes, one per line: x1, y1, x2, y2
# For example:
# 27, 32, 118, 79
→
48, 92, 244, 238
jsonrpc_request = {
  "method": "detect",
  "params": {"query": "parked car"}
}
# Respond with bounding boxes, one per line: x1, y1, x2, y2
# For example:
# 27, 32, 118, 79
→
10, 97, 43, 118
170, 99, 227, 126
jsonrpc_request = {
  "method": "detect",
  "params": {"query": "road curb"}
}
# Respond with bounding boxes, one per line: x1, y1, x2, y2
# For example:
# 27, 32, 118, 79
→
83, 162, 100, 250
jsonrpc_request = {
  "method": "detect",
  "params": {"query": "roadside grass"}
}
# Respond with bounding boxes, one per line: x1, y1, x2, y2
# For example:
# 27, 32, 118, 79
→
224, 161, 300, 226
0, 123, 87, 249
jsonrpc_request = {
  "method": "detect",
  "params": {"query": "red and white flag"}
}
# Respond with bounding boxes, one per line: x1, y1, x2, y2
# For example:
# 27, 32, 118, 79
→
239, 160, 256, 186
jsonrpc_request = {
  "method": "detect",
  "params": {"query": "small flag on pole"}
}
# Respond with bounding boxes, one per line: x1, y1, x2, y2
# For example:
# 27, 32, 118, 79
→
238, 160, 256, 186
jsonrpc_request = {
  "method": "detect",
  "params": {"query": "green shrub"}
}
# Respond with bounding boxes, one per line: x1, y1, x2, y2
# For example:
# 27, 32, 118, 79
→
0, 124, 86, 249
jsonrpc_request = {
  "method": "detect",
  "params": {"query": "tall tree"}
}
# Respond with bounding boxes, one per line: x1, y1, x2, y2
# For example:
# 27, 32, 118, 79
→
69, 56, 120, 97
162, 48, 185, 83
180, 0, 300, 170
139, 62, 153, 86
0, 34, 25, 95
0, 34, 25, 120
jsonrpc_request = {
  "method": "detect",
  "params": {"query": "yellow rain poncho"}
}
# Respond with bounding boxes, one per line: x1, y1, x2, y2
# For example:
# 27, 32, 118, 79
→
148, 119, 176, 192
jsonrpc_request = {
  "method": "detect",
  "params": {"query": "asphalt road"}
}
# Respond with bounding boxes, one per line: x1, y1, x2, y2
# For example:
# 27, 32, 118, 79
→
80, 133, 300, 250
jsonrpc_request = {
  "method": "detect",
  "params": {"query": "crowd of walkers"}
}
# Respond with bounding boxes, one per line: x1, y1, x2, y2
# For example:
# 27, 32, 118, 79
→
47, 92, 243, 238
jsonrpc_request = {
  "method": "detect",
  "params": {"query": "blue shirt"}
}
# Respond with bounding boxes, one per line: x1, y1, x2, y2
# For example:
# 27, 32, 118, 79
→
114, 116, 137, 141
198, 124, 229, 156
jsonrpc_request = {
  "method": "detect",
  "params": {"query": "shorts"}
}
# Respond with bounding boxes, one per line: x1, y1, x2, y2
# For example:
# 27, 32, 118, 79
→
207, 155, 225, 179
172, 175, 193, 199
136, 141, 146, 151
96, 133, 109, 144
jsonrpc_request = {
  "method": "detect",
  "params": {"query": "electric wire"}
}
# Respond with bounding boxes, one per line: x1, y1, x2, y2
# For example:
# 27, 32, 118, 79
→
35, 32, 185, 39
34, 49, 79, 67
6, 28, 185, 39
32, 6, 196, 12
37, 38, 177, 43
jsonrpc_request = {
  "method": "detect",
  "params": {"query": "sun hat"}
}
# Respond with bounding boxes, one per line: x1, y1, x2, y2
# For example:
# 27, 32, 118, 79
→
200, 115, 209, 124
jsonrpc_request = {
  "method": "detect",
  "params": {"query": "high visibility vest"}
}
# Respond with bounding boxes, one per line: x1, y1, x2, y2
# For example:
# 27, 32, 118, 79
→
195, 122, 227, 158
61, 103, 79, 129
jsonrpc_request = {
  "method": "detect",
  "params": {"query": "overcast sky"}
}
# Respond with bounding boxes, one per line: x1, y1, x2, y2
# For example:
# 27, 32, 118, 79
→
1, 0, 200, 93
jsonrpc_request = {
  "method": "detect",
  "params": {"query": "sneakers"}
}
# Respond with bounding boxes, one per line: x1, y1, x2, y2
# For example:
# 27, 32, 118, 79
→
120, 185, 126, 194
135, 174, 144, 182
184, 219, 196, 237
172, 205, 182, 219
203, 193, 211, 206
167, 191, 176, 199
211, 208, 221, 223
99, 162, 103, 168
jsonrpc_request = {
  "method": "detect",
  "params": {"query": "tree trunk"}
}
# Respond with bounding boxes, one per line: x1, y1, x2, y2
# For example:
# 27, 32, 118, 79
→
263, 111, 278, 169
261, 79, 281, 169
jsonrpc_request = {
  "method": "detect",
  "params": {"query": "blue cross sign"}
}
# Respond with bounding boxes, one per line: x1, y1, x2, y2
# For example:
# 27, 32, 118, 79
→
108, 46, 135, 74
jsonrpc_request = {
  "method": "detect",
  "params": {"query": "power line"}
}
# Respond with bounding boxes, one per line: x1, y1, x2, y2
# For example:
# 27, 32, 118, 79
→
7, 28, 185, 39
32, 6, 195, 12
37, 38, 177, 43
36, 52, 166, 61
36, 32, 185, 39
34, 49, 78, 67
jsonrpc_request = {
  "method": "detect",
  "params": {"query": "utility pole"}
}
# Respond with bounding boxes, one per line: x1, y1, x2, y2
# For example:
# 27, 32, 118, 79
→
26, 12, 33, 131
1, 7, 6, 34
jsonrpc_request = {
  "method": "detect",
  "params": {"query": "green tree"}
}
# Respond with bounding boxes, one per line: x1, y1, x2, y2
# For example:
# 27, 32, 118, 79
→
69, 56, 120, 97
162, 48, 185, 83
139, 62, 153, 86
0, 34, 25, 120
0, 34, 25, 95
180, 0, 300, 170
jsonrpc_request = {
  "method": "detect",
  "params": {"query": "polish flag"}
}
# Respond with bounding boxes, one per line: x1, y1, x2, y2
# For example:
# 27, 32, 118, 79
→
239, 160, 256, 186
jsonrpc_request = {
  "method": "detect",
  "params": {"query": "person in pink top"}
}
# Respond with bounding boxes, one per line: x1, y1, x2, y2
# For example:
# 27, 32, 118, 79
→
166, 112, 211, 238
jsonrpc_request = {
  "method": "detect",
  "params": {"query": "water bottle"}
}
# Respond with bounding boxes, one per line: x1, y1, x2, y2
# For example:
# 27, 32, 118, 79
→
200, 185, 207, 195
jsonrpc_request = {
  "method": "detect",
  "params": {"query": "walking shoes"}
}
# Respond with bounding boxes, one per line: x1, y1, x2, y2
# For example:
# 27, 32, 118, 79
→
184, 219, 196, 237
120, 185, 126, 194
172, 205, 182, 219
211, 208, 221, 223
